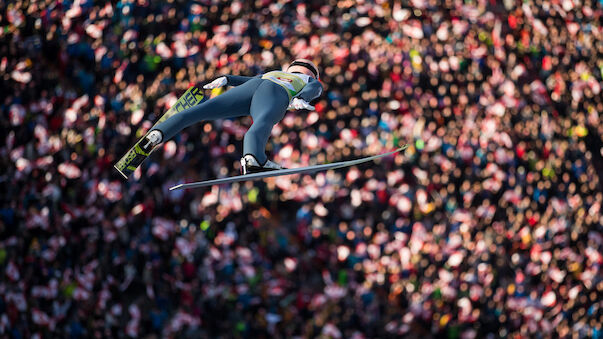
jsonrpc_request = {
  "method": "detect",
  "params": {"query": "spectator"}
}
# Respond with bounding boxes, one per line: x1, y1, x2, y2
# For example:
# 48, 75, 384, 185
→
0, 0, 601, 338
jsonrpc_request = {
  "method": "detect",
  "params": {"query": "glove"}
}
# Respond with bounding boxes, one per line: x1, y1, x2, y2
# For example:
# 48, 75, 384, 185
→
288, 97, 315, 110
203, 76, 228, 89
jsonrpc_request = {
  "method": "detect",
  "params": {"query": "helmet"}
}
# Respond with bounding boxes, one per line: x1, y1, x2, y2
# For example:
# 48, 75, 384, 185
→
288, 58, 319, 79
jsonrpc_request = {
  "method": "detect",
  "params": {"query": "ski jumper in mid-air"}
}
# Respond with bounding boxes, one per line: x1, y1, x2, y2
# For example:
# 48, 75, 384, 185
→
141, 59, 323, 174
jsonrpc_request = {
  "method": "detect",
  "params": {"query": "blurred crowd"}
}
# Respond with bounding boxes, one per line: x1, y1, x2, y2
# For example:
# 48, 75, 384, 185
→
1, 0, 602, 338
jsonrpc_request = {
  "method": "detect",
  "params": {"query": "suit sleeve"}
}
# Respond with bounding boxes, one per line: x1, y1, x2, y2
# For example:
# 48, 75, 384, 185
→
295, 78, 323, 102
224, 75, 258, 86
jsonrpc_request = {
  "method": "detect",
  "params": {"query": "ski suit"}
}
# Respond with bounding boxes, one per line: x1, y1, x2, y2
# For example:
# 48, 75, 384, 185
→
152, 71, 323, 164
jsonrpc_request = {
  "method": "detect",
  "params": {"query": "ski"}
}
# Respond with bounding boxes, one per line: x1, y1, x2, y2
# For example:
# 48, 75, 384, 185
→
169, 145, 408, 190
114, 85, 205, 179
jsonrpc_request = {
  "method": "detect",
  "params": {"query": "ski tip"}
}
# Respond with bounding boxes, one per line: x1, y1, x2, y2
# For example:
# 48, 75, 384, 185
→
398, 144, 410, 151
169, 184, 183, 191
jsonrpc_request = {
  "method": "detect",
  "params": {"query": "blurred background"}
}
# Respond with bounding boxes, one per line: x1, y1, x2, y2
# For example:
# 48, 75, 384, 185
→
1, 0, 602, 338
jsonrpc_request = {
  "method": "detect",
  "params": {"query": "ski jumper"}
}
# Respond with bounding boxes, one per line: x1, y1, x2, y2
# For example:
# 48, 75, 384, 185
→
152, 71, 323, 164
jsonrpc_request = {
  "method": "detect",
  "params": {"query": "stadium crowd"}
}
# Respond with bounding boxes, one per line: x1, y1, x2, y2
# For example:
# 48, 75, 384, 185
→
1, 0, 602, 338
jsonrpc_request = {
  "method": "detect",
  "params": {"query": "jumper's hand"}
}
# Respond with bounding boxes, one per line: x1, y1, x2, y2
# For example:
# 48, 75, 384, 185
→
203, 76, 227, 89
288, 98, 315, 110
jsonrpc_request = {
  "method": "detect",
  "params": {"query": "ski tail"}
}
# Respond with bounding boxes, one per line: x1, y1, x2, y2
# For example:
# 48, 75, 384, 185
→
113, 143, 153, 179
114, 85, 205, 179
